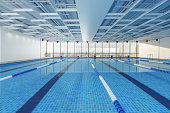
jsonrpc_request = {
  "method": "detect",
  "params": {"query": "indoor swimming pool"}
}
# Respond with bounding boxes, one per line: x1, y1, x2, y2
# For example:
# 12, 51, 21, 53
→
0, 58, 170, 113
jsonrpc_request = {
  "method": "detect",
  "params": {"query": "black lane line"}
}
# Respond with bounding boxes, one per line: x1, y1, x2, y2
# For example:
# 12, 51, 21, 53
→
100, 61, 170, 110
16, 59, 77, 113
0, 61, 49, 73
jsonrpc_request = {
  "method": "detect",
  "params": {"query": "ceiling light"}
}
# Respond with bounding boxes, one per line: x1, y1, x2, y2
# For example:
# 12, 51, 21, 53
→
0, 19, 13, 22
56, 8, 77, 11
54, 26, 67, 29
44, 17, 60, 19
3, 26, 19, 29
13, 8, 34, 12
23, 33, 33, 34
11, 24, 24, 26
8, 27, 20, 29
31, 19, 46, 22
28, 26, 43, 29
23, 29, 34, 31
40, 13, 58, 16
28, 26, 40, 28
9, 17, 25, 19
30, 32, 40, 34
63, 19, 79, 22
2, 26, 11, 28
39, 24, 52, 26
0, 13, 19, 16
67, 24, 80, 26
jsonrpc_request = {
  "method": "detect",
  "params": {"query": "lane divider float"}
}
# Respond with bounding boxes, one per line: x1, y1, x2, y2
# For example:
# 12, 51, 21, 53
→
90, 60, 125, 113
0, 59, 65, 81
113, 59, 170, 74
128, 58, 170, 65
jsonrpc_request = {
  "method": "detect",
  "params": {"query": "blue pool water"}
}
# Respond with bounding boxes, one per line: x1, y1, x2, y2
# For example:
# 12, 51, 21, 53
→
0, 58, 170, 113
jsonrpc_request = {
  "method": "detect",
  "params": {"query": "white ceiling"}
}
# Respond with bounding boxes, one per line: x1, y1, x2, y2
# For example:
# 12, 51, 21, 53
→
76, 0, 113, 41
0, 0, 170, 42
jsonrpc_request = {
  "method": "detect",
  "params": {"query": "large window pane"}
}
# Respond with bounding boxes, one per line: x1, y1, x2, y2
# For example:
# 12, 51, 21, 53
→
124, 42, 129, 57
96, 42, 102, 57
103, 42, 109, 57
89, 42, 95, 57
44, 41, 137, 58
131, 42, 137, 57
54, 42, 60, 57
75, 42, 81, 57
68, 42, 74, 57
82, 42, 88, 57
110, 42, 116, 57
61, 42, 67, 57
117, 43, 122, 57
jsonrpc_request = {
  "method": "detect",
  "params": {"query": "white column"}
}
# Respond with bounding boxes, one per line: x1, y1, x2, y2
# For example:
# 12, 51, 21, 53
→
158, 38, 160, 59
122, 42, 124, 57
40, 39, 41, 59
60, 42, 61, 57
46, 42, 47, 57
109, 42, 110, 57
53, 42, 54, 58
88, 42, 89, 57
95, 42, 96, 55
74, 42, 75, 57
129, 42, 131, 57
67, 42, 68, 57
116, 42, 117, 57
102, 42, 103, 58
81, 42, 82, 57
136, 42, 138, 58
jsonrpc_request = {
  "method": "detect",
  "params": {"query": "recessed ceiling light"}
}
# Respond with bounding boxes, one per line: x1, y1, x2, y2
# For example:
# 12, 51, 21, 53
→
0, 13, 19, 16
11, 24, 24, 26
28, 26, 43, 29
23, 29, 34, 31
28, 26, 40, 28
31, 19, 46, 22
2, 26, 11, 28
67, 24, 80, 26
3, 26, 19, 29
9, 17, 25, 19
13, 8, 34, 12
30, 32, 40, 34
8, 27, 20, 29
56, 8, 77, 11
54, 26, 67, 29
0, 19, 13, 22
23, 33, 33, 34
44, 17, 60, 19
63, 19, 78, 22
39, 24, 52, 26
40, 13, 58, 16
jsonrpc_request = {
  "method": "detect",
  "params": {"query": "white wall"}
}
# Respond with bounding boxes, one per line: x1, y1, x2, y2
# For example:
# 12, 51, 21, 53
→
0, 28, 45, 64
160, 37, 170, 59
139, 37, 170, 59
41, 40, 46, 58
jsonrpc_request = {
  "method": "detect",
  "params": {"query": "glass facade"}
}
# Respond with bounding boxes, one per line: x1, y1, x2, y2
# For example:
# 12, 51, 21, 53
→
44, 42, 139, 58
